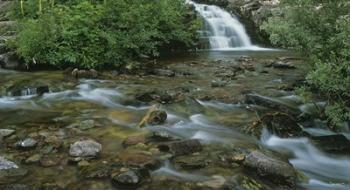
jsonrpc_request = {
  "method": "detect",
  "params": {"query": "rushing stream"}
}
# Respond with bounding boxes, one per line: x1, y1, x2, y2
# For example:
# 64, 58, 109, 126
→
0, 1, 349, 189
1, 50, 350, 189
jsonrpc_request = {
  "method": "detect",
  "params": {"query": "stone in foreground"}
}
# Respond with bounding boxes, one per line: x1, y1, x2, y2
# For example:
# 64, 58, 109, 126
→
158, 139, 203, 156
243, 150, 297, 188
69, 140, 102, 157
0, 156, 18, 170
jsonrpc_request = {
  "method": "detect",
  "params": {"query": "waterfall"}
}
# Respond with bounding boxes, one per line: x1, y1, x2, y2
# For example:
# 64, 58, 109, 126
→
187, 0, 257, 50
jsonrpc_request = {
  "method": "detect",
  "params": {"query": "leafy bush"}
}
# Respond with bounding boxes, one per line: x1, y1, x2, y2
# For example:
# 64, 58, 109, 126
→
262, 0, 350, 128
13, 0, 200, 69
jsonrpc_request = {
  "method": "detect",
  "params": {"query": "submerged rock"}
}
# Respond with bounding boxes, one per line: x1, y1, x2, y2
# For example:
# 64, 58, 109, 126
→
40, 155, 61, 167
122, 135, 148, 147
1, 184, 30, 190
0, 52, 22, 70
211, 80, 227, 88
138, 105, 167, 128
16, 138, 37, 149
111, 168, 150, 187
0, 129, 15, 138
245, 93, 301, 116
150, 131, 179, 142
71, 68, 99, 79
150, 69, 176, 77
269, 61, 296, 69
197, 175, 226, 189
120, 154, 161, 170
0, 156, 18, 170
311, 134, 350, 154
25, 154, 42, 164
243, 150, 297, 188
69, 140, 102, 157
9, 85, 49, 97
0, 167, 28, 184
79, 163, 111, 179
135, 91, 175, 104
158, 139, 203, 156
173, 154, 208, 170
247, 112, 303, 138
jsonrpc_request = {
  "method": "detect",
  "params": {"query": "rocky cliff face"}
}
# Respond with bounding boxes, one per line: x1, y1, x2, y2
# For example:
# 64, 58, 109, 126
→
194, 0, 279, 45
0, 1, 22, 70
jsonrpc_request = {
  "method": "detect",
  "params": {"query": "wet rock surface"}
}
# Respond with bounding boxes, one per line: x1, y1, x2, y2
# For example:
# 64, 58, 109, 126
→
158, 139, 203, 156
69, 140, 102, 157
243, 150, 297, 188
311, 134, 350, 154
0, 49, 337, 189
247, 112, 303, 138
0, 129, 15, 138
111, 168, 150, 187
246, 93, 301, 116
0, 156, 18, 170
16, 138, 37, 149
138, 105, 167, 127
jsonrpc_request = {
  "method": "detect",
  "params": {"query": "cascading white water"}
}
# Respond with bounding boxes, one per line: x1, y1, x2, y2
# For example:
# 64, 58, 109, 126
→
187, 0, 253, 50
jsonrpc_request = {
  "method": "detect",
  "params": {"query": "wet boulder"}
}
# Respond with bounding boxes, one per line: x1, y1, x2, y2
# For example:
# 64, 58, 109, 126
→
158, 139, 203, 156
150, 131, 180, 142
0, 156, 18, 170
15, 138, 37, 149
69, 140, 102, 158
310, 134, 350, 154
247, 112, 303, 138
243, 150, 297, 188
0, 129, 15, 138
245, 93, 301, 116
120, 154, 161, 170
0, 159, 28, 184
122, 135, 148, 147
173, 154, 208, 170
25, 154, 42, 164
138, 105, 167, 128
111, 168, 150, 187
79, 162, 111, 179
211, 80, 227, 88
0, 52, 22, 70
135, 90, 174, 104
8, 85, 49, 97
71, 68, 99, 79
149, 69, 176, 77
269, 60, 296, 69
39, 155, 62, 167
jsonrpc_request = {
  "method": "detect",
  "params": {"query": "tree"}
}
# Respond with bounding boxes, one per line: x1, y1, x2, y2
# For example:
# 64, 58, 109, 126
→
262, 0, 350, 128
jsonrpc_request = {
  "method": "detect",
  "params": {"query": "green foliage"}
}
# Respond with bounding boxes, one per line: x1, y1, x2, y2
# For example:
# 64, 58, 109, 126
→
13, 0, 200, 69
262, 0, 350, 127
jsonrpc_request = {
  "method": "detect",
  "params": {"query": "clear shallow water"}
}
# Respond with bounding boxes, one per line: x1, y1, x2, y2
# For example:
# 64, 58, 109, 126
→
0, 50, 348, 189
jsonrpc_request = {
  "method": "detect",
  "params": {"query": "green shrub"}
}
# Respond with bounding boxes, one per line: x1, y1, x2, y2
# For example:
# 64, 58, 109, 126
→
14, 0, 200, 69
262, 0, 350, 128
